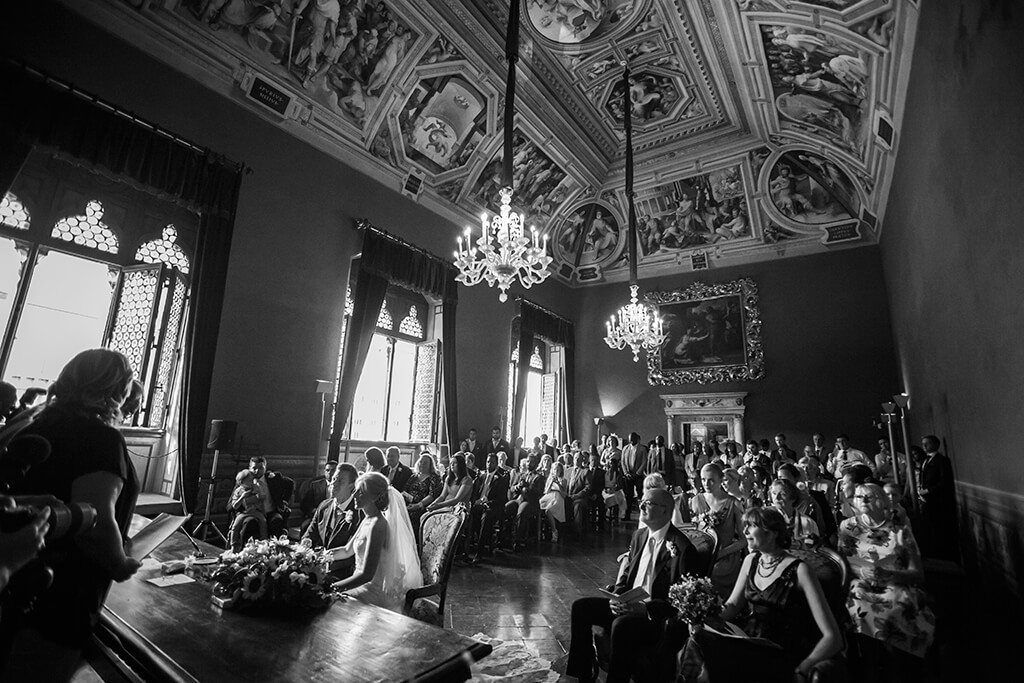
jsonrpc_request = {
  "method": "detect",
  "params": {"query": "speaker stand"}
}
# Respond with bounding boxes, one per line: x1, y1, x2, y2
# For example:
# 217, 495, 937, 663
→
193, 448, 227, 545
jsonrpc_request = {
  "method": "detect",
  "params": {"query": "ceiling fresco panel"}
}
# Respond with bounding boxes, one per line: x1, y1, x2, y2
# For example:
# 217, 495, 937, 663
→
70, 0, 920, 285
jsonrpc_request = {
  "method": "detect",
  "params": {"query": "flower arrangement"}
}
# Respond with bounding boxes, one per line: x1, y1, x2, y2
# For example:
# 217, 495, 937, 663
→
668, 574, 722, 626
210, 536, 334, 611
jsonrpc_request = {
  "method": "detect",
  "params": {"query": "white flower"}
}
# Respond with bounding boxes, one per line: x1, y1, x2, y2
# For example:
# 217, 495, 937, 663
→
344, 510, 354, 524
289, 572, 308, 586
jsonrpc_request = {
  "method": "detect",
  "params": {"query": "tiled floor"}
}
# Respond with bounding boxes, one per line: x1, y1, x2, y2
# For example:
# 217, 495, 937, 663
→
444, 522, 635, 667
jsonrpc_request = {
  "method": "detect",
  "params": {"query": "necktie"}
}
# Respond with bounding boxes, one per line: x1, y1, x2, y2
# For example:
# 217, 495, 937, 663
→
633, 534, 658, 593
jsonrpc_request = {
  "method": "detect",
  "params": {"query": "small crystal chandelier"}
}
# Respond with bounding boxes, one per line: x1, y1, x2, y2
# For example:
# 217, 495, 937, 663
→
604, 62, 667, 362
453, 0, 551, 303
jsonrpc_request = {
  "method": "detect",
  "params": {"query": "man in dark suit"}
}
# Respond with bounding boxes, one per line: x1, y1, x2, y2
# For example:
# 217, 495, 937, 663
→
384, 446, 413, 493
569, 450, 605, 534
504, 453, 545, 550
470, 453, 510, 562
236, 456, 294, 538
919, 434, 958, 560
464, 428, 486, 462
302, 463, 362, 579
486, 426, 511, 459
645, 435, 675, 484
566, 487, 698, 683
299, 460, 338, 534
770, 432, 797, 471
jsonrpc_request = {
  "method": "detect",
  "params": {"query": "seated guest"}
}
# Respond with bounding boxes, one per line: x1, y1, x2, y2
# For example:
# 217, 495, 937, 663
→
684, 443, 710, 491
511, 436, 528, 467
228, 470, 267, 550
232, 456, 293, 539
403, 454, 443, 537
470, 454, 510, 561
722, 441, 743, 470
0, 381, 17, 424
680, 507, 842, 683
736, 465, 759, 508
364, 447, 387, 474
427, 453, 473, 511
779, 462, 836, 543
566, 488, 698, 683
568, 449, 604, 534
768, 478, 821, 549
873, 438, 899, 482
330, 473, 422, 613
302, 463, 361, 579
770, 433, 797, 472
538, 452, 553, 479
299, 460, 338, 534
799, 455, 835, 509
839, 483, 935, 679
602, 458, 627, 517
808, 431, 830, 463
826, 433, 870, 479
741, 439, 766, 469
496, 450, 513, 475
836, 464, 874, 520
883, 482, 909, 525
691, 463, 746, 597
384, 446, 413, 493
540, 461, 568, 542
505, 454, 545, 549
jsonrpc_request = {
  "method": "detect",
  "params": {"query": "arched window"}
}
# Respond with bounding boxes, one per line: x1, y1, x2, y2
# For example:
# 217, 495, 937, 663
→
135, 224, 191, 273
51, 200, 119, 253
377, 303, 394, 330
399, 304, 423, 337
0, 192, 30, 230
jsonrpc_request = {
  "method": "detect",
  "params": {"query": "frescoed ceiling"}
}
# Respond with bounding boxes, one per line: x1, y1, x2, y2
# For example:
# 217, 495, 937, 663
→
80, 0, 919, 285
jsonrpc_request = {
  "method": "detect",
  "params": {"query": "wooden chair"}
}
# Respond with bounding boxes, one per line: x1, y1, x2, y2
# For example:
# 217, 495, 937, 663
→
678, 524, 719, 578
404, 505, 467, 626
789, 546, 852, 683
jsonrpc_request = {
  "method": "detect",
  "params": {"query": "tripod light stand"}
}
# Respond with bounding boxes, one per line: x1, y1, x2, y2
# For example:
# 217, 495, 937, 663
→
193, 419, 236, 544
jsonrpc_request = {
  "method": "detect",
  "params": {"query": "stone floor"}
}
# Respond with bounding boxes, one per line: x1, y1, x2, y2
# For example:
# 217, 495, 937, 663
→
443, 522, 634, 669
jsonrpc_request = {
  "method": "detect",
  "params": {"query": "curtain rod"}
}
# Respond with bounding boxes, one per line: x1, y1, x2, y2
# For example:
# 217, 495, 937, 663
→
7, 58, 249, 173
355, 219, 453, 267
516, 296, 573, 325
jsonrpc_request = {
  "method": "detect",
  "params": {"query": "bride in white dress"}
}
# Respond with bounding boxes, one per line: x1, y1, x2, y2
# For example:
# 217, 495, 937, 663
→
330, 472, 422, 612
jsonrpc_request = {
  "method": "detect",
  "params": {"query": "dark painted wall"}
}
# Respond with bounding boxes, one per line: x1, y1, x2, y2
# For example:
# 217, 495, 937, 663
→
574, 247, 899, 452
6, 2, 577, 458
878, 0, 1024, 604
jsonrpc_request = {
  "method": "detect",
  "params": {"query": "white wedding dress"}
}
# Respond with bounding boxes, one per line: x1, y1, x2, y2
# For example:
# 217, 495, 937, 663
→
346, 488, 423, 612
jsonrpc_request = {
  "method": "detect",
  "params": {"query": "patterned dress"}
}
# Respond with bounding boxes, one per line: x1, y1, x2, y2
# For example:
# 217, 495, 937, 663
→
838, 516, 936, 657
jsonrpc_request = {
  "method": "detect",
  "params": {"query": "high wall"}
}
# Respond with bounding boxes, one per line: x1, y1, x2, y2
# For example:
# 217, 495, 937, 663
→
5, 2, 577, 461
879, 0, 1024, 602
574, 247, 899, 452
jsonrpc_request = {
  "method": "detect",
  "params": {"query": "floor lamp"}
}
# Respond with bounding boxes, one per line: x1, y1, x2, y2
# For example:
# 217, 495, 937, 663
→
193, 419, 235, 544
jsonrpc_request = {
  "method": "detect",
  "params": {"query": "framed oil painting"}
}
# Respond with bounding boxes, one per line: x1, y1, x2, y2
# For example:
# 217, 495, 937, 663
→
646, 278, 765, 385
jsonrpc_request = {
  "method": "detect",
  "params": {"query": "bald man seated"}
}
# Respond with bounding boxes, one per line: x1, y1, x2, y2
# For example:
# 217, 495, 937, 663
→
566, 487, 698, 683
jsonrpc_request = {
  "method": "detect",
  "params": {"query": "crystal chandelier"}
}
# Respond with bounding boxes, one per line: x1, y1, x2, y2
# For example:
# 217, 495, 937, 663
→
453, 0, 551, 302
604, 63, 667, 362
455, 188, 551, 303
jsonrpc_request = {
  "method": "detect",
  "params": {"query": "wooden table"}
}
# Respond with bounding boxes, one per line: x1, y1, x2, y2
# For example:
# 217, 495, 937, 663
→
96, 522, 490, 682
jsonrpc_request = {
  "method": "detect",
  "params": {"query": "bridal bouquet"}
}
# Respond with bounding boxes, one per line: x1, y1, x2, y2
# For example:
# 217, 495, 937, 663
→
210, 536, 333, 611
668, 574, 722, 626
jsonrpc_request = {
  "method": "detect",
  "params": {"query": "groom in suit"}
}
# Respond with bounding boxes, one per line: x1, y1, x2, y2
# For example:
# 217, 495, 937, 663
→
566, 487, 698, 683
303, 463, 362, 580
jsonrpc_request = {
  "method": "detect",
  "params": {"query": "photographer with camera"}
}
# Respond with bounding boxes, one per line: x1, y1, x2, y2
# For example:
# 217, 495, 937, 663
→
1, 349, 141, 682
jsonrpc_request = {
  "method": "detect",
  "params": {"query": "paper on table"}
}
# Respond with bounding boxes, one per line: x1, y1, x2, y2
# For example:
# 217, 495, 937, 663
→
146, 574, 195, 587
597, 586, 649, 603
128, 513, 188, 560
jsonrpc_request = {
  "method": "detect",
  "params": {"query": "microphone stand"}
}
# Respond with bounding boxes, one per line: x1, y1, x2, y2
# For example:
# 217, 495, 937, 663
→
193, 447, 228, 545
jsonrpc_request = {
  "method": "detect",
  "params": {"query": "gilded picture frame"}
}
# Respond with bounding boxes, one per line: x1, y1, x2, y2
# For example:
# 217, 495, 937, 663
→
646, 278, 765, 385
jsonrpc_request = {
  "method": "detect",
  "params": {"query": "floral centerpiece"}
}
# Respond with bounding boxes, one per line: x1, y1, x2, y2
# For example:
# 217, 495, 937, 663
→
209, 536, 334, 612
668, 574, 722, 627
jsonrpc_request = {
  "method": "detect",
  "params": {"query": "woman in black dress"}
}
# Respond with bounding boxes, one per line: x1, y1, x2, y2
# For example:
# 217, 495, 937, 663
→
2, 349, 140, 682
680, 507, 841, 683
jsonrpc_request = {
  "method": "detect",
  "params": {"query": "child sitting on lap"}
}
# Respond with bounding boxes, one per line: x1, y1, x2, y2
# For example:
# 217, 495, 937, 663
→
228, 470, 267, 549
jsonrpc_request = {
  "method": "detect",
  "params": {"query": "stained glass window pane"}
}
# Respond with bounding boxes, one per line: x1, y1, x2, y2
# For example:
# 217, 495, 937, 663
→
51, 200, 119, 254
135, 224, 191, 274
0, 192, 30, 230
377, 303, 393, 330
399, 305, 423, 338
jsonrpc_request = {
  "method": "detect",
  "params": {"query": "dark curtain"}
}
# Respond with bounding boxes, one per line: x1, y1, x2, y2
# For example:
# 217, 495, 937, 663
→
328, 267, 389, 461
328, 225, 459, 458
511, 300, 575, 443
2, 62, 244, 511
